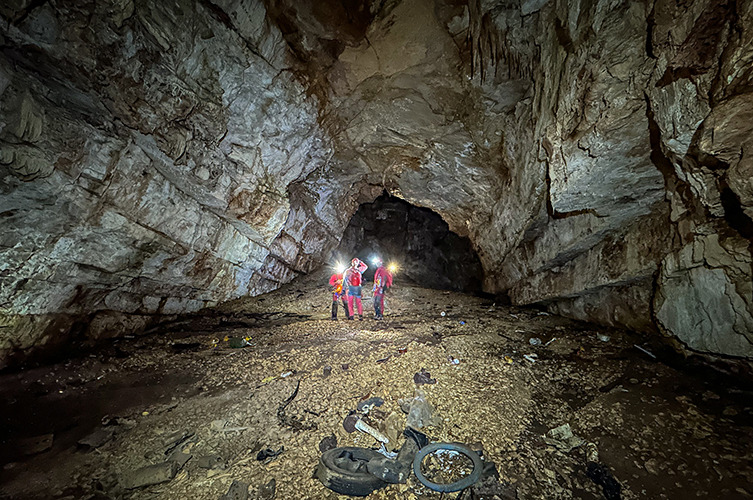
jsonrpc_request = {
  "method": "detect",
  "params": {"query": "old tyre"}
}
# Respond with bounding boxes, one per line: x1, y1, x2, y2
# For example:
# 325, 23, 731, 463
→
316, 447, 387, 496
412, 442, 483, 493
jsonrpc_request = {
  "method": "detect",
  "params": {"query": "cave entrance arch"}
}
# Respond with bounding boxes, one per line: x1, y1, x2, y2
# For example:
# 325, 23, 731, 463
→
335, 193, 483, 292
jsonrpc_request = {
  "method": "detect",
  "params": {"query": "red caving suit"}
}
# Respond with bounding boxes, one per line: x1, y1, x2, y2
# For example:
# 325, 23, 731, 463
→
372, 265, 393, 319
343, 259, 368, 319
329, 272, 348, 319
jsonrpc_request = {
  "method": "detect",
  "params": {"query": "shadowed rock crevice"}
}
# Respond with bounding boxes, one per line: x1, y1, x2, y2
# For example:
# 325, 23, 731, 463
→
336, 193, 484, 292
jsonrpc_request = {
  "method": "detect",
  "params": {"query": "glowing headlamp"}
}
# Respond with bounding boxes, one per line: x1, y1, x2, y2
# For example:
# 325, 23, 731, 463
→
335, 263, 346, 274
388, 263, 397, 273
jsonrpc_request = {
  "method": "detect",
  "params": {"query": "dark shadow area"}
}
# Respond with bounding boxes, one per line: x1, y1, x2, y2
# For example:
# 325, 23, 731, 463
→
335, 193, 484, 292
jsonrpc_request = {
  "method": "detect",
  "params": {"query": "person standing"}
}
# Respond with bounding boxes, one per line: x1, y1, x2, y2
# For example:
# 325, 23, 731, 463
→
328, 268, 348, 320
343, 258, 368, 320
372, 258, 393, 320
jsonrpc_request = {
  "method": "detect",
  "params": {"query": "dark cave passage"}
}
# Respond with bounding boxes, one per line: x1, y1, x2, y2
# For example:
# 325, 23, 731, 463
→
334, 194, 484, 292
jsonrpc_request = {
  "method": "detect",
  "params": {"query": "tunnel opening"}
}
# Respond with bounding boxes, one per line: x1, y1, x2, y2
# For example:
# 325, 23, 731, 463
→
334, 193, 484, 293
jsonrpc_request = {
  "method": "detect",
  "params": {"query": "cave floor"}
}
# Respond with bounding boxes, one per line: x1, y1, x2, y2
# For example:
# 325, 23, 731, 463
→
1, 273, 752, 500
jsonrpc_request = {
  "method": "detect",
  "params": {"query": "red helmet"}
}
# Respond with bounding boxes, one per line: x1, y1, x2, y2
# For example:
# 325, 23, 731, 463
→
351, 258, 360, 266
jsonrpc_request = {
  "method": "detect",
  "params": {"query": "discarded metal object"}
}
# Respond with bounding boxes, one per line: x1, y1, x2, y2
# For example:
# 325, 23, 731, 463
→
529, 338, 542, 346
354, 418, 389, 444
544, 337, 557, 347
256, 446, 283, 462
377, 443, 398, 459
367, 437, 418, 483
522, 354, 538, 364
634, 344, 657, 359
323, 365, 332, 377
357, 397, 384, 414
412, 442, 483, 493
597, 334, 610, 342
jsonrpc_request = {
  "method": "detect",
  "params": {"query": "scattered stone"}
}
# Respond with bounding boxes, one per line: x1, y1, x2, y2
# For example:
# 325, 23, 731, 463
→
322, 365, 332, 377
197, 454, 226, 470
586, 462, 621, 500
413, 368, 436, 385
383, 412, 405, 445
459, 476, 517, 500
16, 434, 53, 455
167, 449, 192, 469
210, 420, 249, 433
544, 424, 585, 452
77, 427, 114, 449
319, 435, 337, 453
723, 406, 739, 416
341, 364, 349, 370
343, 413, 359, 433
220, 479, 249, 500
257, 478, 276, 500
586, 442, 599, 463
121, 461, 178, 489
161, 429, 191, 450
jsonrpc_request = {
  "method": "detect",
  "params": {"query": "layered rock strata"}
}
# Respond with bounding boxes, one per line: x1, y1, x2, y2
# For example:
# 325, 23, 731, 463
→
1, 0, 752, 366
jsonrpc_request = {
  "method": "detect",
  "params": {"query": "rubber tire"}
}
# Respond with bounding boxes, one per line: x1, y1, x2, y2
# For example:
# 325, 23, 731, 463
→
316, 447, 387, 497
412, 442, 484, 493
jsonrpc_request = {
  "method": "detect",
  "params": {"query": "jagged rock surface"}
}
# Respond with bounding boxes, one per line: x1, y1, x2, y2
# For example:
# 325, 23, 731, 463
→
1, 0, 752, 365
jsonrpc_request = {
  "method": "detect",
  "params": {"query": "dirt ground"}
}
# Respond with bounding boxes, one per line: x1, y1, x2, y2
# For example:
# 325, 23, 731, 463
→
1, 271, 753, 499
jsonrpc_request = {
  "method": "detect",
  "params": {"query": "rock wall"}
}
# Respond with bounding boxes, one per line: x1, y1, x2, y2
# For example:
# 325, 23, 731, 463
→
2, 0, 753, 366
0, 0, 343, 366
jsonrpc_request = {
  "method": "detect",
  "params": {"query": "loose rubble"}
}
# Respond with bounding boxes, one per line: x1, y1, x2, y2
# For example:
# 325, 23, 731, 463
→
0, 273, 752, 499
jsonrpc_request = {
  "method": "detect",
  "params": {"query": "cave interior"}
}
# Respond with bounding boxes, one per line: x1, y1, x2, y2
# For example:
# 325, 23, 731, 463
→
1, 0, 753, 498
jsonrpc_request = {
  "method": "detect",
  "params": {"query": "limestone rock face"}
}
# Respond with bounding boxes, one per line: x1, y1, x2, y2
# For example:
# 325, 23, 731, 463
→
0, 0, 336, 366
2, 0, 753, 365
